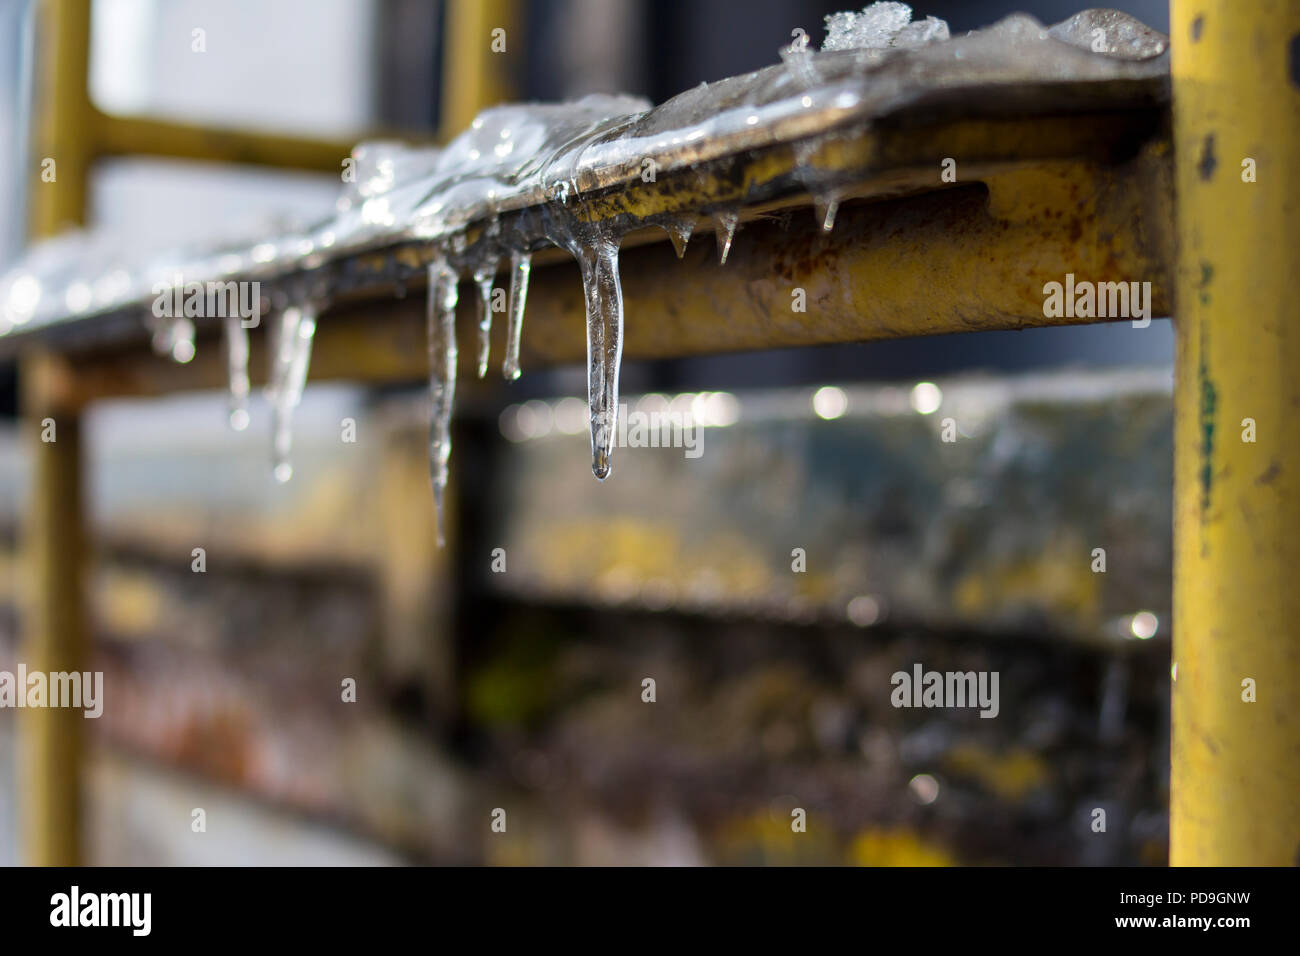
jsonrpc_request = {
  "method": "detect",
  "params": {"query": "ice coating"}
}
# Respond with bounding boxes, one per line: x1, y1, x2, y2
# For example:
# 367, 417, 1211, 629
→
330, 140, 444, 246
406, 94, 652, 243
1048, 9, 1167, 59
822, 3, 916, 51
779, 27, 820, 88
0, 7, 1168, 340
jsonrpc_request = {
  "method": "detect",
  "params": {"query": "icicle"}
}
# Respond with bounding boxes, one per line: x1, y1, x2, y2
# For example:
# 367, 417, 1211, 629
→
712, 210, 739, 265
147, 314, 196, 364
575, 230, 624, 480
224, 315, 251, 431
268, 304, 317, 483
661, 215, 695, 259
170, 317, 196, 363
814, 193, 840, 233
427, 255, 459, 547
503, 249, 531, 380
473, 260, 496, 378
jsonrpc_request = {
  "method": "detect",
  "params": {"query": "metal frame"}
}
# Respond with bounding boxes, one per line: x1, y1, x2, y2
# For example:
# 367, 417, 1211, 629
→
12, 0, 1298, 866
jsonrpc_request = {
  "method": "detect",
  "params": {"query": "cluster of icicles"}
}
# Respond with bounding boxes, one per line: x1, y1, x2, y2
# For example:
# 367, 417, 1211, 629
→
178, 192, 726, 548
141, 3, 954, 548
117, 1, 1168, 547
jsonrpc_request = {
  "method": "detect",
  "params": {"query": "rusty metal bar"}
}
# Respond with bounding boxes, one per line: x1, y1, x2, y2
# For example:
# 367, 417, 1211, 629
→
39, 115, 1173, 405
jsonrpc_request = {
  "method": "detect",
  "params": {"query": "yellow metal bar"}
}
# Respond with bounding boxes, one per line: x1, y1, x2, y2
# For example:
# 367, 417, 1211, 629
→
18, 352, 87, 866
20, 0, 92, 868
439, 0, 518, 141
49, 151, 1171, 405
93, 112, 359, 173
1170, 0, 1300, 865
29, 0, 91, 237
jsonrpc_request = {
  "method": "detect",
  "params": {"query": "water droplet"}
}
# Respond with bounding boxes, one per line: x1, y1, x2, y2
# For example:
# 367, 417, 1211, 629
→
146, 313, 196, 365
814, 194, 840, 233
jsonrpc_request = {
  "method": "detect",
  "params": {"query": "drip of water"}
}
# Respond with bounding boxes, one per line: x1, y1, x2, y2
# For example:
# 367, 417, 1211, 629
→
171, 317, 197, 363
427, 255, 460, 546
268, 304, 317, 483
503, 249, 531, 380
148, 314, 196, 364
473, 260, 496, 378
814, 193, 841, 233
223, 315, 251, 431
661, 215, 695, 259
575, 230, 624, 480
712, 210, 739, 265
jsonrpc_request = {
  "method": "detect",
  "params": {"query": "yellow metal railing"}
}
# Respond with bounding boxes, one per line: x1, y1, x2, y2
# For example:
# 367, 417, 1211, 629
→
13, 0, 1298, 868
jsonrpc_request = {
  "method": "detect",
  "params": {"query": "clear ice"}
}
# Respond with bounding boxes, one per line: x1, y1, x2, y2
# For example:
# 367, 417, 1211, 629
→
822, 3, 948, 52
712, 210, 739, 265
503, 249, 531, 380
426, 255, 460, 546
268, 304, 317, 483
661, 215, 695, 259
224, 315, 251, 431
473, 260, 497, 378
575, 230, 624, 481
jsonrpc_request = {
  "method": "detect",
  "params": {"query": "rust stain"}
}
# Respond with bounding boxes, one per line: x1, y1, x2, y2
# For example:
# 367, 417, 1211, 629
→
1256, 460, 1281, 485
1199, 331, 1217, 520
1197, 133, 1218, 181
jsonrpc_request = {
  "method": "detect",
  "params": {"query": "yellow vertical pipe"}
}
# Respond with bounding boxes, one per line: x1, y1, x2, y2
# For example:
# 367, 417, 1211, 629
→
20, 0, 93, 866
439, 0, 518, 140
19, 356, 87, 866
28, 0, 91, 237
1170, 0, 1300, 865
